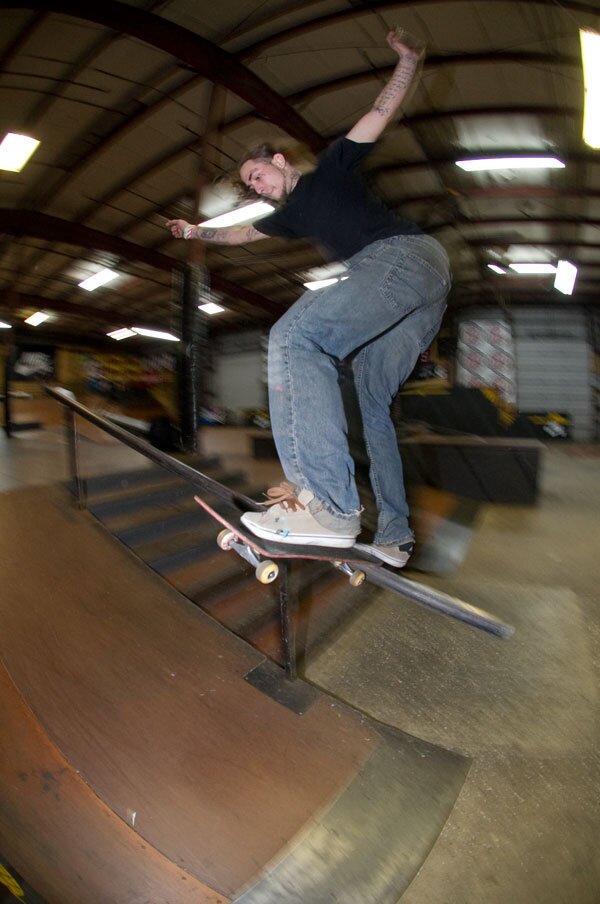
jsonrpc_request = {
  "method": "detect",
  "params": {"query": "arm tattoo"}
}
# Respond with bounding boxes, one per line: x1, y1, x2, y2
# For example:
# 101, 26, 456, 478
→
373, 57, 418, 117
245, 225, 262, 241
198, 227, 236, 244
197, 224, 263, 245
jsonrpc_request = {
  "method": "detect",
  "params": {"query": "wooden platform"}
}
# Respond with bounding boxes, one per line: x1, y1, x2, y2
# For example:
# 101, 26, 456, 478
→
0, 485, 469, 902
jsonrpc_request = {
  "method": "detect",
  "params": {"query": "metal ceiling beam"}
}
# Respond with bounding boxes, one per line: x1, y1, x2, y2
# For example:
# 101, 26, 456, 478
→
468, 237, 600, 253
287, 52, 579, 109
0, 290, 129, 324
2, 209, 175, 271
375, 149, 600, 177
0, 0, 325, 153
396, 187, 600, 205
236, 0, 600, 55
0, 210, 283, 317
430, 217, 600, 234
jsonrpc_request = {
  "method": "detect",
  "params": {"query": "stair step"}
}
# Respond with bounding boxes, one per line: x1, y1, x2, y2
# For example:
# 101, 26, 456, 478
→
116, 509, 207, 547
69, 456, 222, 497
88, 482, 193, 518
149, 537, 217, 574
138, 520, 219, 562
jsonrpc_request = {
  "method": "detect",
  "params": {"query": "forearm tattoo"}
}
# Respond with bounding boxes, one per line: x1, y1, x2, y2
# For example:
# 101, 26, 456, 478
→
245, 225, 262, 241
373, 57, 418, 117
198, 227, 218, 240
196, 224, 263, 245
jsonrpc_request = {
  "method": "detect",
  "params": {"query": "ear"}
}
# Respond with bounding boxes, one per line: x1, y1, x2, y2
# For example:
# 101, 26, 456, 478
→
271, 152, 286, 170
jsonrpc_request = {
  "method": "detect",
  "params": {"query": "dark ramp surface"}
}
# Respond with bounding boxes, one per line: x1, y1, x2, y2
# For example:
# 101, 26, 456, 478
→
0, 485, 469, 903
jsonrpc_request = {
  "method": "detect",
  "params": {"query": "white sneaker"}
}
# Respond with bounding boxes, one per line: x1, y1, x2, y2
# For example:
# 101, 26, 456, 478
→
353, 541, 414, 568
241, 484, 357, 548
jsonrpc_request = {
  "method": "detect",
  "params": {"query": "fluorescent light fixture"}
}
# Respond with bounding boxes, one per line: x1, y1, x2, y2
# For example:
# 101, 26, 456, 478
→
456, 157, 565, 172
303, 276, 349, 291
304, 277, 340, 290
24, 311, 50, 326
581, 29, 600, 149
0, 321, 12, 329
508, 263, 557, 275
199, 201, 274, 228
79, 268, 119, 292
107, 327, 136, 340
132, 327, 180, 342
198, 302, 225, 315
0, 132, 40, 172
554, 260, 578, 295
487, 264, 507, 274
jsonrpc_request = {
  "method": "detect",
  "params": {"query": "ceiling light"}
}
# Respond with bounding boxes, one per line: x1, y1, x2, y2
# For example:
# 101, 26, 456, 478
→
107, 328, 137, 340
79, 268, 120, 291
0, 321, 12, 329
303, 276, 349, 291
199, 201, 274, 228
554, 260, 578, 295
199, 302, 225, 315
455, 157, 565, 172
487, 264, 507, 274
304, 277, 340, 290
508, 263, 557, 275
24, 311, 50, 326
0, 132, 40, 172
580, 29, 600, 149
132, 327, 180, 342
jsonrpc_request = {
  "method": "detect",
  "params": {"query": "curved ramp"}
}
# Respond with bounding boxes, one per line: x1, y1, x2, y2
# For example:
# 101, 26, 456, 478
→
0, 486, 469, 903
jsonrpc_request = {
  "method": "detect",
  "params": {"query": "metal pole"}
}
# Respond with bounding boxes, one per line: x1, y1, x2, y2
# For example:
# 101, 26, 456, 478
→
176, 263, 209, 454
279, 563, 298, 680
3, 345, 13, 437
65, 407, 86, 509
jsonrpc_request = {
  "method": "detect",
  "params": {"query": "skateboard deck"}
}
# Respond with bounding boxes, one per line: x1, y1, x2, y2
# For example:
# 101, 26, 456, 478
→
193, 495, 514, 639
194, 495, 379, 585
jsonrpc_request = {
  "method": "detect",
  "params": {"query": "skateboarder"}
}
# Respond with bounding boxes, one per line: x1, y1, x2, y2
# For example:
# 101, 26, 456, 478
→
167, 27, 450, 567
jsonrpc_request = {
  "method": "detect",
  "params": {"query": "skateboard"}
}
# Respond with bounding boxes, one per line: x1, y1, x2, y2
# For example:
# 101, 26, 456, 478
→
193, 495, 514, 639
193, 495, 380, 586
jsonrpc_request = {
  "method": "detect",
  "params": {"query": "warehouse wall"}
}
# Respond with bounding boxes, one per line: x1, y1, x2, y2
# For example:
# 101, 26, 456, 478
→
211, 330, 266, 414
512, 307, 593, 442
455, 306, 595, 442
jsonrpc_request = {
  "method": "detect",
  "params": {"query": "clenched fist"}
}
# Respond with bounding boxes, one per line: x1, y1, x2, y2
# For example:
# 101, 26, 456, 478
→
166, 219, 193, 239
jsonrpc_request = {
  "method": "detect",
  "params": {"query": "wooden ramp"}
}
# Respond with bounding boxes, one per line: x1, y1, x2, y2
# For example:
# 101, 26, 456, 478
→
0, 486, 469, 903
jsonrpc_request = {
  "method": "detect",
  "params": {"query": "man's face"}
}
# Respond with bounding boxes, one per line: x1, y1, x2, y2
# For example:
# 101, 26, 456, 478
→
240, 154, 287, 201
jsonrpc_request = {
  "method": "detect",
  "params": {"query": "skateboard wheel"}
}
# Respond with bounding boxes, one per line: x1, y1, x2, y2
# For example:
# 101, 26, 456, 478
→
217, 529, 235, 550
349, 570, 366, 587
256, 560, 279, 584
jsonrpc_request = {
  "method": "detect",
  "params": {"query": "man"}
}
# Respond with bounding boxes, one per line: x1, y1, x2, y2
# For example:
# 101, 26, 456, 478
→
167, 27, 450, 567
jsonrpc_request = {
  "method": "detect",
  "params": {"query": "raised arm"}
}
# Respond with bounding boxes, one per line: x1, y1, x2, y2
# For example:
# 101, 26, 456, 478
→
166, 220, 268, 245
346, 27, 423, 144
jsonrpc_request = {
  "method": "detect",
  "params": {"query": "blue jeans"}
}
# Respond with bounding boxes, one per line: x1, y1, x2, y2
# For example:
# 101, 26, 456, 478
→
267, 234, 450, 544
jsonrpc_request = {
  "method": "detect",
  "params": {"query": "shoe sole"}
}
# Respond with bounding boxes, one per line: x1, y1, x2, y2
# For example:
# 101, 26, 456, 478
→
240, 515, 356, 549
353, 543, 410, 568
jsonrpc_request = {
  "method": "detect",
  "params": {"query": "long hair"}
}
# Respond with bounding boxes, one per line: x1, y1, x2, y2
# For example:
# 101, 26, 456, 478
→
236, 142, 316, 200
238, 143, 280, 169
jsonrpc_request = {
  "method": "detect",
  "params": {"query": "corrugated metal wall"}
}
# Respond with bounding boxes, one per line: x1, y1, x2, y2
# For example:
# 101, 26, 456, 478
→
456, 306, 595, 442
511, 307, 593, 442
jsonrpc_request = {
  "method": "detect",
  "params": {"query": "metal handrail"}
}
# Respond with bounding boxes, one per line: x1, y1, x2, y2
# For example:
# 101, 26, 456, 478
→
46, 385, 514, 641
45, 385, 261, 512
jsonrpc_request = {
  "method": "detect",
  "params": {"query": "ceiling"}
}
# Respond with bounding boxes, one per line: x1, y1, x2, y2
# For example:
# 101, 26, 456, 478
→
1, 0, 599, 349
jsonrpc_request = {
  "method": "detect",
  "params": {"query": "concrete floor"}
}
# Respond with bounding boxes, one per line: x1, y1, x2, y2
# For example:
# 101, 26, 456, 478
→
2, 423, 599, 903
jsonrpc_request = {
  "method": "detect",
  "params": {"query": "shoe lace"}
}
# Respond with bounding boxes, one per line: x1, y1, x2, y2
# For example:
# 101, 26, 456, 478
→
260, 481, 306, 512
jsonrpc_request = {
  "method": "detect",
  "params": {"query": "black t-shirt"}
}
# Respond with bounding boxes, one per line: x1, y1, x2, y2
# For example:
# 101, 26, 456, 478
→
257, 137, 421, 262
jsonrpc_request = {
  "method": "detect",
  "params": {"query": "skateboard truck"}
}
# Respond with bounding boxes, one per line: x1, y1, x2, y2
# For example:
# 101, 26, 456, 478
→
217, 528, 279, 584
217, 528, 366, 587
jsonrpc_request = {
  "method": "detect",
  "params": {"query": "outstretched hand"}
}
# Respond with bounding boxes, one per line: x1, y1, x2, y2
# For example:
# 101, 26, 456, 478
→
386, 26, 424, 62
166, 218, 190, 239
